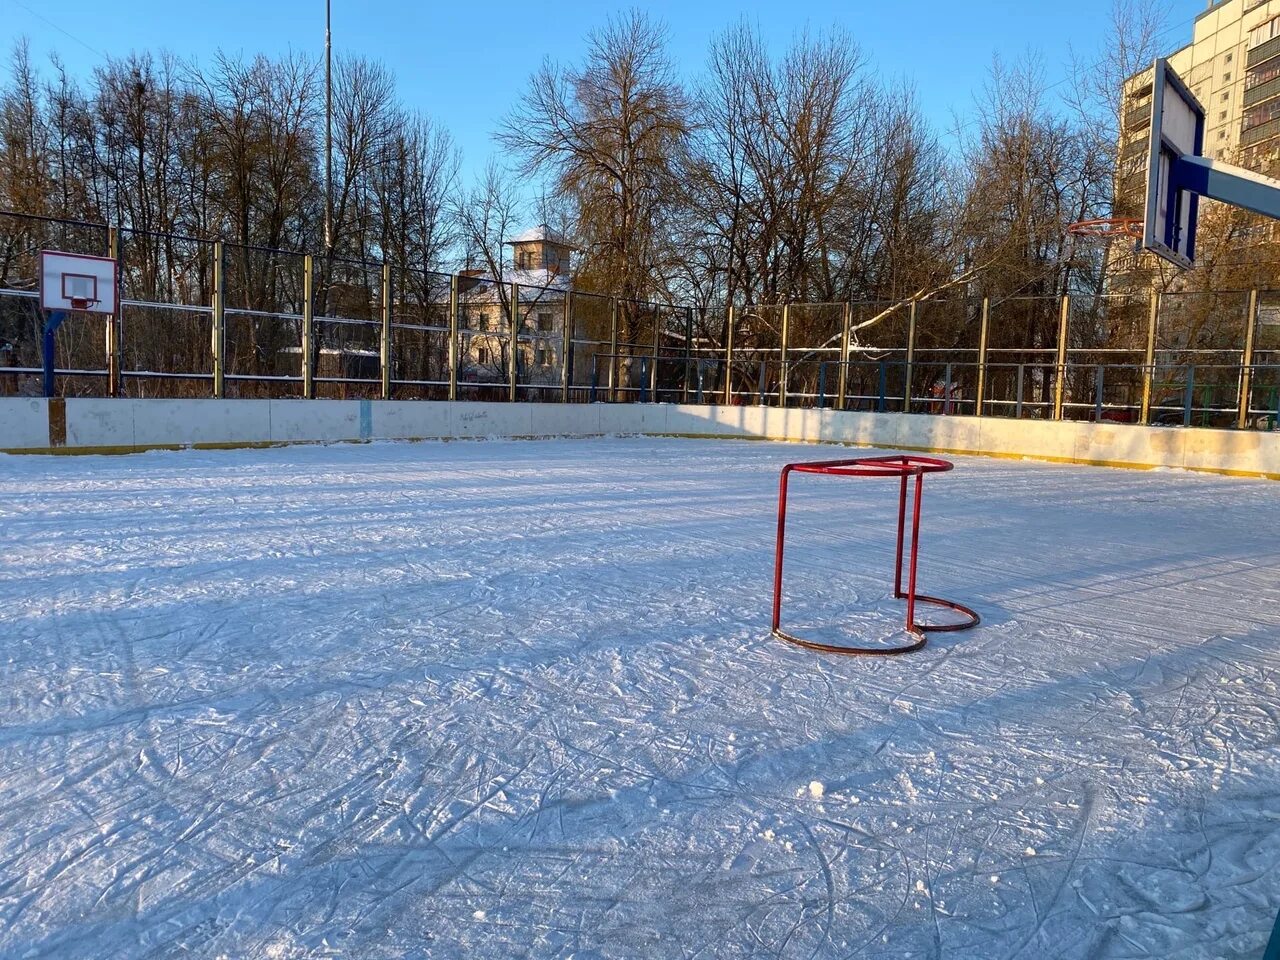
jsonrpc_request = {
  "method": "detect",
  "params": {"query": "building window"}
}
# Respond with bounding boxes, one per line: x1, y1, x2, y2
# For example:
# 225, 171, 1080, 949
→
478, 345, 491, 365
1223, 92, 1230, 102
1219, 129, 1228, 140
1252, 16, 1280, 48
1224, 72, 1232, 82
537, 311, 553, 332
1226, 52, 1234, 64
535, 346, 549, 367
1221, 110, 1229, 120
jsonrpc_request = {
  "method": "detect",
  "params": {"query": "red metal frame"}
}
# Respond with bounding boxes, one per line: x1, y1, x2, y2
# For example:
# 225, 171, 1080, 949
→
771, 454, 979, 655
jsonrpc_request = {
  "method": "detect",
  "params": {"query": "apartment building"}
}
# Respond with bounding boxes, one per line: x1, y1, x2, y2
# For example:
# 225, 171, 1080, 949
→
1119, 0, 1280, 219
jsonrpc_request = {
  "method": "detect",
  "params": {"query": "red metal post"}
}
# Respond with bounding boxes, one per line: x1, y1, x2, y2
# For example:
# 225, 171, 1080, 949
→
771, 466, 792, 632
905, 471, 924, 632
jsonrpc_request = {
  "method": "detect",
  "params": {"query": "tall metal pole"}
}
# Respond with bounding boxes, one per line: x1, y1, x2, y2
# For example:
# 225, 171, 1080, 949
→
1140, 293, 1159, 425
1238, 288, 1259, 430
324, 0, 333, 256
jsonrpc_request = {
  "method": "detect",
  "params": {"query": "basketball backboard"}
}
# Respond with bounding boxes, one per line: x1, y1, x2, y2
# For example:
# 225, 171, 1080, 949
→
1144, 59, 1205, 270
39, 250, 117, 314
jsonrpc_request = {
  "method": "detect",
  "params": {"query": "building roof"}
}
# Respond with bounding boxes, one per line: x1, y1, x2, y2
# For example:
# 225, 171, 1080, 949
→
504, 224, 575, 248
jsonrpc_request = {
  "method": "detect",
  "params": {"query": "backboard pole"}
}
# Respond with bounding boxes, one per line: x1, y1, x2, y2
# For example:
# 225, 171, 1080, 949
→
106, 227, 121, 397
1140, 293, 1160, 425
1238, 289, 1259, 430
975, 297, 990, 418
212, 241, 225, 399
42, 311, 67, 398
1053, 295, 1070, 421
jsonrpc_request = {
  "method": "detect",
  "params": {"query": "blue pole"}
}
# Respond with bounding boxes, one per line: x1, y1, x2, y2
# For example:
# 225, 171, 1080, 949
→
758, 360, 766, 406
1095, 364, 1105, 421
639, 357, 649, 403
817, 362, 827, 409
589, 354, 598, 404
1016, 365, 1025, 419
42, 310, 68, 399
943, 363, 953, 415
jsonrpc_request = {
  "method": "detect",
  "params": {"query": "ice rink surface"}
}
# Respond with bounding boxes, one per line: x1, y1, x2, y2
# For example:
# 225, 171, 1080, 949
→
1, 436, 1278, 959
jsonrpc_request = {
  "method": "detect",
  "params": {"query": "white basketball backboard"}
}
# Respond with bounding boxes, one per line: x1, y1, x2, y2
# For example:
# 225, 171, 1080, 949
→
39, 250, 117, 314
1144, 59, 1205, 270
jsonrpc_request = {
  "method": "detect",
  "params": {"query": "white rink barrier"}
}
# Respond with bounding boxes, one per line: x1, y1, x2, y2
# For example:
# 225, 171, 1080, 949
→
2, 397, 1278, 479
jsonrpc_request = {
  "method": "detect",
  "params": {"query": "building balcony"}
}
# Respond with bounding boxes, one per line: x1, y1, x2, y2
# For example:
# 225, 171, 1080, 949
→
1241, 115, 1280, 147
1247, 35, 1280, 70
1245, 74, 1280, 108
1123, 102, 1152, 133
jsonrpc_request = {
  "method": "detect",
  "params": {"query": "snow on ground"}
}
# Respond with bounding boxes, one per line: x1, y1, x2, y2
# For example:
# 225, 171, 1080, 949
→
1, 436, 1278, 959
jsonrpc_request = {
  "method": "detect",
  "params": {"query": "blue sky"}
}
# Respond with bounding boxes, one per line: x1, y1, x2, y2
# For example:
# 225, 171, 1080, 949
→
13, 0, 1205, 187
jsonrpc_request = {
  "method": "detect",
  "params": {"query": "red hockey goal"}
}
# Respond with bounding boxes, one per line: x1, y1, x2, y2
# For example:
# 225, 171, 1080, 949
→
771, 454, 979, 655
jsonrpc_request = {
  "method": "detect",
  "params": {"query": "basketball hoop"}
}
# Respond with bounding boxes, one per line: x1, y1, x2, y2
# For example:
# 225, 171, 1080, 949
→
69, 297, 98, 311
1066, 218, 1144, 240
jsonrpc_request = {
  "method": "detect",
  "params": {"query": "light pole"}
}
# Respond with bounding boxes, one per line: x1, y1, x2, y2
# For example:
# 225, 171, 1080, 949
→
324, 0, 333, 255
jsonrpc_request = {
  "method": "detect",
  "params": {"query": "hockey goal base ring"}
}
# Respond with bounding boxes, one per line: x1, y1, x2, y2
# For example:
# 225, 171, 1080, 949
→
770, 455, 980, 656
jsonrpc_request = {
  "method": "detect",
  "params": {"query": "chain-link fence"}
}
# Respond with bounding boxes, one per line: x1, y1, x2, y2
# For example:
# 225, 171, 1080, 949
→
3, 211, 1277, 432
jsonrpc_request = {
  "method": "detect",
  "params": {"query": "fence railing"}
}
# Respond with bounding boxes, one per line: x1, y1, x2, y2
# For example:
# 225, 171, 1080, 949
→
2, 210, 1279, 432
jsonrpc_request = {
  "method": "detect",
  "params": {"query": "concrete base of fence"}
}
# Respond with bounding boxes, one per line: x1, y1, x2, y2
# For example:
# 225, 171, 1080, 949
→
2, 398, 1278, 479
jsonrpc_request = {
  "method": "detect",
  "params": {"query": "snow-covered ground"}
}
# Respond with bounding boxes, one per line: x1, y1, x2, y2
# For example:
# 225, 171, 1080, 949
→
1, 437, 1278, 959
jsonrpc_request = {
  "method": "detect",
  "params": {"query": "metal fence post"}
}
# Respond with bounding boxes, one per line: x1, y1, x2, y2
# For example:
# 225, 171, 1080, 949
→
778, 303, 790, 407
380, 262, 392, 401
561, 290, 573, 403
651, 305, 661, 403
1016, 364, 1025, 419
107, 227, 122, 397
302, 254, 314, 399
608, 298, 619, 401
1183, 365, 1196, 426
975, 297, 989, 418
448, 274, 459, 401
1238, 289, 1259, 430
1094, 364, 1105, 421
943, 363, 953, 415
1140, 293, 1159, 425
1053, 295, 1070, 421
837, 302, 851, 411
682, 306, 693, 404
904, 301, 917, 413
723, 306, 735, 406
508, 281, 519, 402
212, 240, 225, 399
